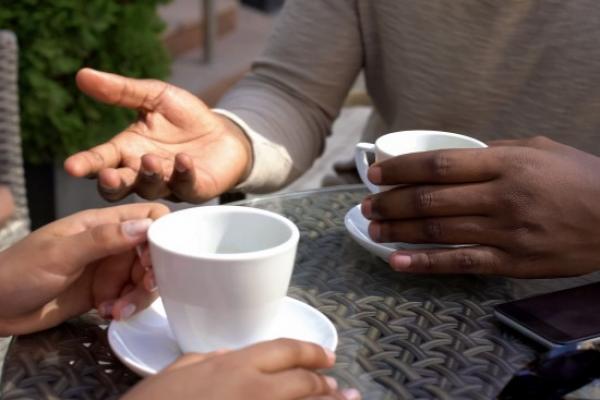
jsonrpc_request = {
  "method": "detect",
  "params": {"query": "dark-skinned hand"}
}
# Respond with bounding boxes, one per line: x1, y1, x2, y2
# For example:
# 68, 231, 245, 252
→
361, 136, 600, 278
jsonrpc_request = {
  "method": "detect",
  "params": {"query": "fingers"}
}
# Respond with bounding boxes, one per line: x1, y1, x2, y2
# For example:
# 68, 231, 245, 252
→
138, 244, 152, 269
142, 269, 157, 292
93, 251, 137, 316
64, 141, 123, 178
134, 154, 173, 200
368, 216, 501, 246
130, 256, 146, 287
112, 282, 158, 320
62, 218, 153, 267
75, 203, 169, 229
389, 246, 508, 275
244, 339, 335, 373
368, 147, 500, 185
75, 68, 170, 111
94, 247, 157, 320
98, 167, 137, 201
268, 369, 337, 399
362, 183, 492, 220
487, 139, 521, 147
168, 153, 203, 202
488, 136, 556, 150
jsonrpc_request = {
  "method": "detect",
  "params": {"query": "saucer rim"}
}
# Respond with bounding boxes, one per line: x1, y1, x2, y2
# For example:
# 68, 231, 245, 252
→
344, 204, 395, 260
108, 296, 338, 377
344, 204, 462, 260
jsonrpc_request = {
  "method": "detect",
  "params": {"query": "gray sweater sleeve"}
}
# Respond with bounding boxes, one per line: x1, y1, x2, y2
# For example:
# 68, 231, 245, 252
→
216, 0, 362, 193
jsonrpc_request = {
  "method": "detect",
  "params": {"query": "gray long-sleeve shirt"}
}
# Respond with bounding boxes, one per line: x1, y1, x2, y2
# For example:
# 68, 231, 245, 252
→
217, 0, 600, 193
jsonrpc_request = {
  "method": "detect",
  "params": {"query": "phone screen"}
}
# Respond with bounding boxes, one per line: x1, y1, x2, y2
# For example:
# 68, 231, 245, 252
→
495, 282, 600, 344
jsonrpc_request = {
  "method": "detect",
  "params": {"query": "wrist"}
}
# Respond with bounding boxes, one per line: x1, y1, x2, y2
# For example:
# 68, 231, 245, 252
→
212, 109, 254, 188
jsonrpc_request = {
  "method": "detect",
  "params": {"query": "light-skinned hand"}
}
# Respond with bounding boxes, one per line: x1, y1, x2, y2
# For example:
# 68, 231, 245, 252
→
63, 68, 252, 203
0, 203, 169, 335
361, 136, 600, 277
123, 339, 361, 400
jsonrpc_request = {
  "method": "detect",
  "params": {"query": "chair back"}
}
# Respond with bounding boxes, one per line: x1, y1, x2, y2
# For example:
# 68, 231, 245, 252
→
0, 30, 30, 250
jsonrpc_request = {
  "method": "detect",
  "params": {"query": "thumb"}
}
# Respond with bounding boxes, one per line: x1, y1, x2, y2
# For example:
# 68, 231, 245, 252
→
76, 68, 169, 111
62, 218, 153, 267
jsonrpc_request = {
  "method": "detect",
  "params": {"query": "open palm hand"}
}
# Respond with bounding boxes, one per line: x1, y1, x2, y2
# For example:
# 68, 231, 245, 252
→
64, 69, 251, 203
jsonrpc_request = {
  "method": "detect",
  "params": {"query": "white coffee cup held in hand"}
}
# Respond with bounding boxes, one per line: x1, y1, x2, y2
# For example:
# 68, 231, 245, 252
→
148, 206, 299, 353
355, 130, 487, 193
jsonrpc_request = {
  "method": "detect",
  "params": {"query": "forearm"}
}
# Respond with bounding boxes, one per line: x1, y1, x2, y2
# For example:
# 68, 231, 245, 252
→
0, 301, 59, 336
0, 245, 42, 321
217, 0, 362, 193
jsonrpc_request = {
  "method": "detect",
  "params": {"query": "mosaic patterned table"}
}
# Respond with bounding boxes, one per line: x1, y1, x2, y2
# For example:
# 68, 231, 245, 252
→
2, 185, 599, 399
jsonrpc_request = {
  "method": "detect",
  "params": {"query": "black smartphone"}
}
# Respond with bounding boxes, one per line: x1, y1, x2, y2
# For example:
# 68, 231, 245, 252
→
494, 281, 600, 348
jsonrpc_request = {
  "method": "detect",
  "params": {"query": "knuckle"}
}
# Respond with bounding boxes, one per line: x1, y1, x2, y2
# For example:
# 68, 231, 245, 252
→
90, 225, 115, 250
422, 220, 443, 242
414, 188, 434, 214
527, 135, 550, 147
275, 338, 304, 358
455, 251, 479, 271
296, 370, 325, 394
430, 153, 451, 179
149, 81, 171, 105
152, 203, 170, 217
419, 253, 436, 271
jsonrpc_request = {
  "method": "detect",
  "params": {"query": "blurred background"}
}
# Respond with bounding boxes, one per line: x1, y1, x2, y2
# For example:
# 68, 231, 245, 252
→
1, 0, 368, 229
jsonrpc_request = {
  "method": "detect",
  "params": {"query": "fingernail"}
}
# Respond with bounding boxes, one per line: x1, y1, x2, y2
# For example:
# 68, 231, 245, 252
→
175, 162, 187, 173
120, 303, 136, 320
100, 184, 119, 194
324, 376, 338, 391
121, 218, 153, 238
135, 244, 144, 259
368, 166, 382, 184
342, 388, 361, 400
324, 348, 336, 364
361, 197, 372, 218
390, 254, 412, 270
141, 169, 155, 178
369, 222, 381, 242
98, 301, 114, 318
146, 275, 158, 292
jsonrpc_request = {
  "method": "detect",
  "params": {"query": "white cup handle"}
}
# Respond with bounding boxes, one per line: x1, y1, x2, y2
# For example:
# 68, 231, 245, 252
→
354, 142, 379, 193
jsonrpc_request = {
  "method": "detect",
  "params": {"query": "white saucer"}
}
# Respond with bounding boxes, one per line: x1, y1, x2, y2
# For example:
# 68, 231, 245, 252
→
108, 296, 338, 377
344, 204, 455, 260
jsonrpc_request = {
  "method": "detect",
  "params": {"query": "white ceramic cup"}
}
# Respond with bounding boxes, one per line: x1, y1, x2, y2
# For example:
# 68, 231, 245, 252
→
148, 205, 300, 353
355, 130, 487, 193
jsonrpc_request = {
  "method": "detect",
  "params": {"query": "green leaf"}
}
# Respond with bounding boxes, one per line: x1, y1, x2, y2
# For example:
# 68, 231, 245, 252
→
8, 0, 172, 164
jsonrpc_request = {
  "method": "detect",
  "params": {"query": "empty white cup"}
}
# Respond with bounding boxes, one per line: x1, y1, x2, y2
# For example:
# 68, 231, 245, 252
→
148, 206, 299, 353
355, 130, 487, 193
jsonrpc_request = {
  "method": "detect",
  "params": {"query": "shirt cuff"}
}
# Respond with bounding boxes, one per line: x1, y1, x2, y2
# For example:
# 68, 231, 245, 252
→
212, 109, 293, 193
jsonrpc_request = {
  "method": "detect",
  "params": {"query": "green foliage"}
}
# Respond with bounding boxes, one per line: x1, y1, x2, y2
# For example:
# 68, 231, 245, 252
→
0, 0, 171, 163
